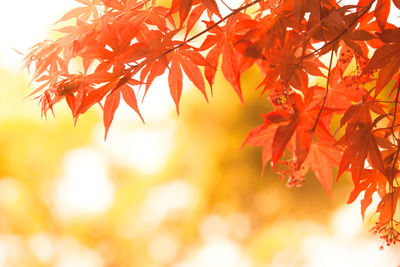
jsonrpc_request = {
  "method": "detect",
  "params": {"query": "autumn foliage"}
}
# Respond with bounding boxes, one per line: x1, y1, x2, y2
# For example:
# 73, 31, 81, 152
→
24, 0, 400, 246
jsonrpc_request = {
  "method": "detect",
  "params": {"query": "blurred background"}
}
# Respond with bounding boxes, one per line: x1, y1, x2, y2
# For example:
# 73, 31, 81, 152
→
0, 0, 399, 266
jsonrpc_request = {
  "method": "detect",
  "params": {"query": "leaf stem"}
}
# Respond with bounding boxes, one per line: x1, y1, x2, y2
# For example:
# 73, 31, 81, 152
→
391, 78, 400, 141
311, 50, 334, 132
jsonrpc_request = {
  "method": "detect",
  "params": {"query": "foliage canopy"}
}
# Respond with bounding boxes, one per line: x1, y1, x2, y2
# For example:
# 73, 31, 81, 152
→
25, 0, 400, 246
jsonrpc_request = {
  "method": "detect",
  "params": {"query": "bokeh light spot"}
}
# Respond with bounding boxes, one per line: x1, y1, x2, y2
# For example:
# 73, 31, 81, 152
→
53, 148, 114, 218
148, 232, 180, 264
28, 233, 55, 262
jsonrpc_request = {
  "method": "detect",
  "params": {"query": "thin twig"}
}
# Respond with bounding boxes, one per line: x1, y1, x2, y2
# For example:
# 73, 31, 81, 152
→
220, 0, 234, 11
311, 50, 334, 132
372, 123, 400, 133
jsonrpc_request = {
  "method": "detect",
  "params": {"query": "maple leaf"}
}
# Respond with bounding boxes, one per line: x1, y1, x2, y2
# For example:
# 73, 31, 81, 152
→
363, 28, 400, 95
202, 0, 221, 16
305, 141, 341, 194
337, 122, 386, 187
120, 84, 144, 123
375, 190, 400, 228
375, 0, 391, 31
312, 66, 365, 110
200, 14, 256, 101
168, 57, 183, 114
185, 4, 206, 38
243, 89, 339, 191
103, 89, 121, 139
347, 169, 387, 218
179, 0, 193, 26
56, 0, 102, 23
271, 114, 299, 166
241, 123, 279, 175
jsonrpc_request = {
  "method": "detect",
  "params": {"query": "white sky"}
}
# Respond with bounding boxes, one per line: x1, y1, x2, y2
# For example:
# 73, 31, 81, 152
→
0, 1, 77, 69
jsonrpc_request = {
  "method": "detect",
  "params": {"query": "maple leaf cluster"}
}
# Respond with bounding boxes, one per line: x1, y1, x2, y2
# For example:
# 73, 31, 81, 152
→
25, 0, 400, 246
